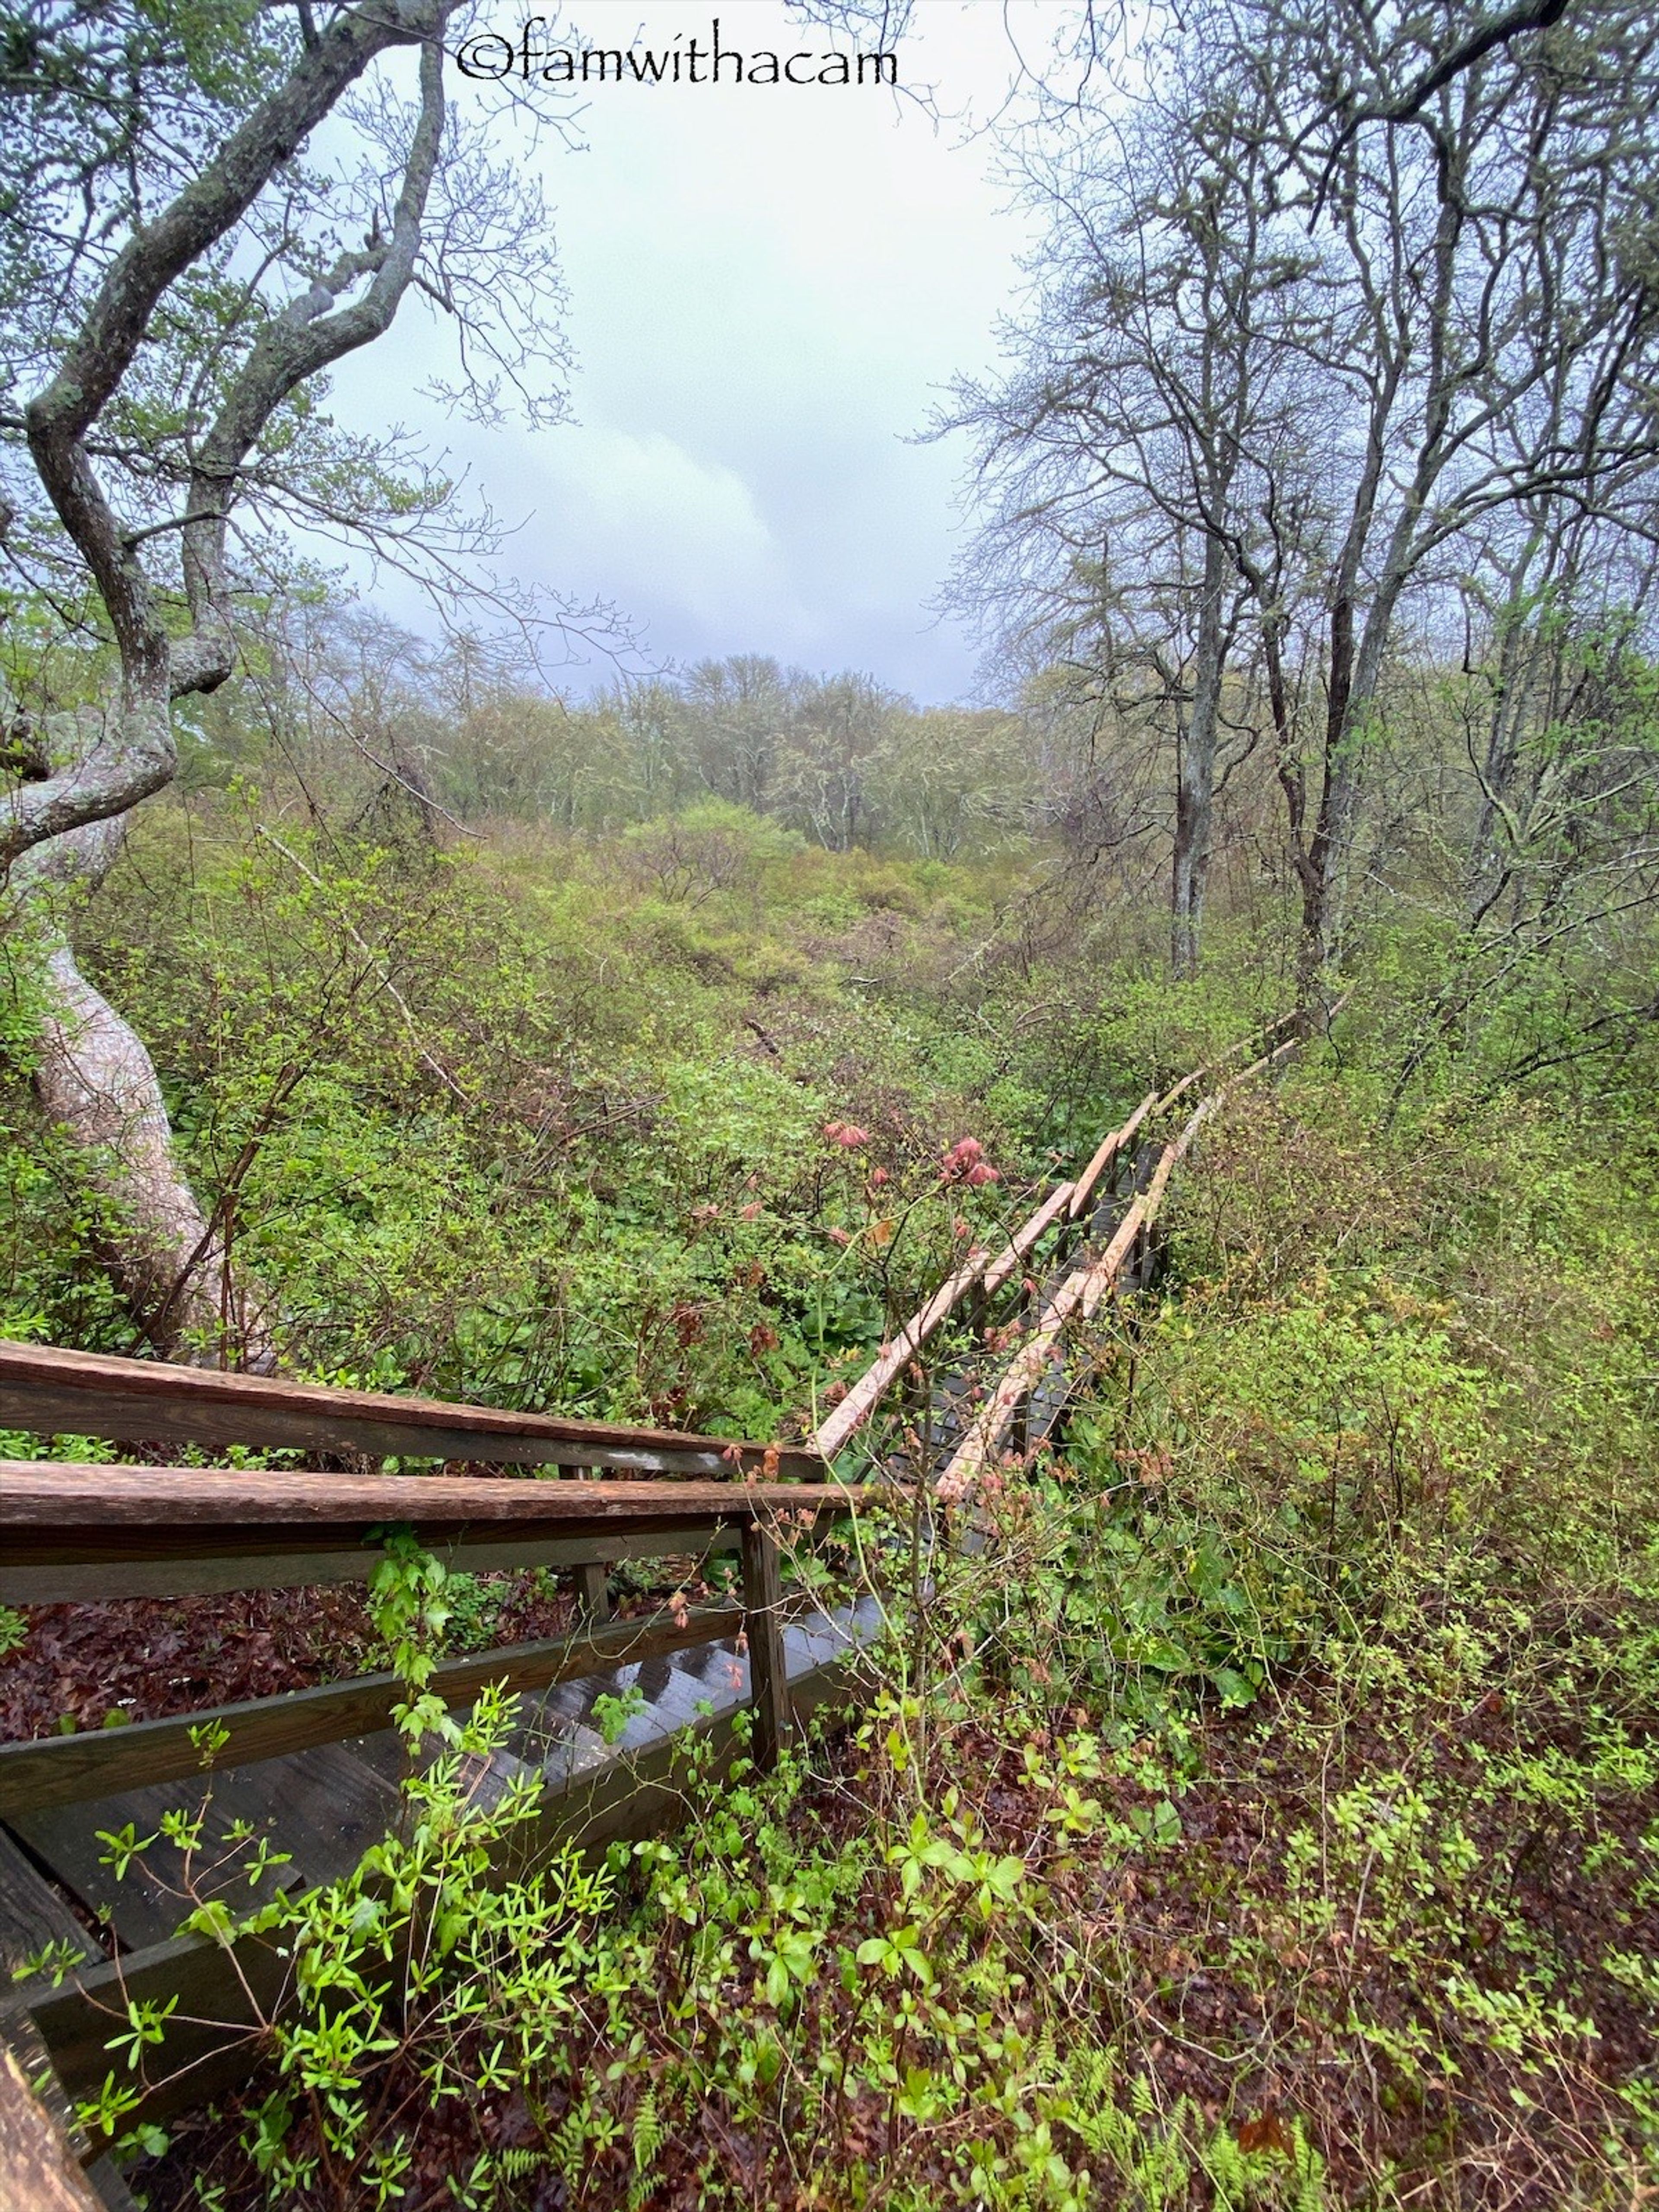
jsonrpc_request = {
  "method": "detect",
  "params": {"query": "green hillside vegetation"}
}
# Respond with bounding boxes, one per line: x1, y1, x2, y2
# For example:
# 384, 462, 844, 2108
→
4, 688, 1657, 2205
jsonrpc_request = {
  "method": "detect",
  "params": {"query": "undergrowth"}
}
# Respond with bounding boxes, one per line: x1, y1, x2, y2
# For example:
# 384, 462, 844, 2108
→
69, 1048, 1656, 2212
4, 807, 1656, 2208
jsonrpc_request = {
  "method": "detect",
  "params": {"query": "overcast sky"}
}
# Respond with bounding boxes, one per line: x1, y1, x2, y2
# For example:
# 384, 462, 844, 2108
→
327, 3, 1038, 704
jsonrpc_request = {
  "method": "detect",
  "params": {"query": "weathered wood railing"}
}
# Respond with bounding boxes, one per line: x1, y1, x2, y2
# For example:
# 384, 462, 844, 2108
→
0, 1345, 857, 1787
0, 1338, 826, 1478
815, 1011, 1315, 1481
0, 1351, 873, 2170
0, 1461, 858, 1805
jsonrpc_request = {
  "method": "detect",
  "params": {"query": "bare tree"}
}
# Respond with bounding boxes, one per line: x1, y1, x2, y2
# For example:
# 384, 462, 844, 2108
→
1249, 0, 1659, 977
0, 0, 573, 1360
776, 671, 903, 852
950, 0, 1659, 989
944, 48, 1317, 975
678, 656, 800, 816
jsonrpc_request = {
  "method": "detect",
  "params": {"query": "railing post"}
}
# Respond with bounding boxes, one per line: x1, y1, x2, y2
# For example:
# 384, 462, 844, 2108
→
567, 1468, 612, 1625
741, 1519, 788, 1772
574, 1560, 611, 1624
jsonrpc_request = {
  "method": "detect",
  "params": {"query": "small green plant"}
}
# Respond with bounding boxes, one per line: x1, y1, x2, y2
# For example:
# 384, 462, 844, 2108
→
591, 1682, 648, 1745
81, 1529, 617, 2205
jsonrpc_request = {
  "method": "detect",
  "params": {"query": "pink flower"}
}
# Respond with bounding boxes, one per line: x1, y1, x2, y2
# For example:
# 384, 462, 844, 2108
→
739, 1201, 763, 1220
868, 1166, 890, 1188
940, 1135, 998, 1185
826, 1226, 852, 1246
823, 1119, 870, 1149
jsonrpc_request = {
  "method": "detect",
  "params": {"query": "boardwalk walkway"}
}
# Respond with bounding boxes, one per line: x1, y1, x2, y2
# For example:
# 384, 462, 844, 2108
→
0, 1014, 1306, 2193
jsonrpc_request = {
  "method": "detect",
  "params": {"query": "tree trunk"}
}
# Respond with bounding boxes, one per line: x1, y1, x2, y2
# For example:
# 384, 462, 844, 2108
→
1170, 543, 1229, 980
35, 942, 266, 1365
1170, 738, 1208, 981
13, 787, 270, 1369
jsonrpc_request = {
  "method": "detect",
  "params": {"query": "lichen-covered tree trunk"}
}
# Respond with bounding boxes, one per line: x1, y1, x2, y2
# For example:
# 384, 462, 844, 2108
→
35, 941, 259, 1363
10, 752, 270, 1368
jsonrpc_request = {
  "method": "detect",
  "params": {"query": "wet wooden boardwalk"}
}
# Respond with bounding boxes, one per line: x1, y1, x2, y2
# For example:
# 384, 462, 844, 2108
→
2, 1591, 881, 1958
0, 1016, 1308, 2194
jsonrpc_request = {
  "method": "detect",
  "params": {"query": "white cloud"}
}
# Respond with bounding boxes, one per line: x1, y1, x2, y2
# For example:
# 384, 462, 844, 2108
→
531, 425, 813, 640
326, 1, 1038, 699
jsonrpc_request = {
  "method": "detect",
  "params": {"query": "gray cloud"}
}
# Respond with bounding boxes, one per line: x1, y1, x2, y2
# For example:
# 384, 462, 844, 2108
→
327, 2, 1031, 701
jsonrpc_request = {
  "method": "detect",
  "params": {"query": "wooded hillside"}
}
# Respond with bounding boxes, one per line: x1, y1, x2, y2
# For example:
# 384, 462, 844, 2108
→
1, 1, 1656, 2206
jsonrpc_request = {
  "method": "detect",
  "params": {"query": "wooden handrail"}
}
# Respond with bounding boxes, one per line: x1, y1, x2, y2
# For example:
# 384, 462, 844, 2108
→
0, 1463, 866, 1603
0, 1340, 826, 1481
937, 1024, 1314, 1495
812, 1181, 1075, 1462
0, 1464, 858, 1532
811, 1088, 1162, 1461
0, 1601, 750, 1814
1064, 1088, 1159, 1222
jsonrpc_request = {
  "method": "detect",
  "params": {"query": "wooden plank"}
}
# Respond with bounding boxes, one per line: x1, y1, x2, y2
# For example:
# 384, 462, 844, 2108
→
28, 1635, 875, 2141
0, 1525, 743, 1606
939, 1091, 1221, 1497
28, 1925, 289, 2143
812, 1249, 991, 1462
1064, 1089, 1158, 1222
0, 1468, 864, 1601
574, 1561, 611, 1624
978, 1177, 1081, 1298
0, 2045, 102, 2211
11, 1743, 402, 1954
0, 1605, 744, 1815
3, 1460, 871, 1601
0, 1464, 857, 1534
0, 1844, 102, 2202
741, 1524, 788, 1771
814, 1073, 1201, 1463
1081, 1100, 1214, 1318
936, 1197, 1149, 1500
0, 1831, 96, 1997
0, 1340, 826, 1482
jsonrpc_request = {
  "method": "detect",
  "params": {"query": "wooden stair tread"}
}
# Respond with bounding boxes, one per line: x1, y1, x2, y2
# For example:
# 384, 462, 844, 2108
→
10, 1742, 400, 1951
0, 1829, 99, 2014
7, 1605, 882, 1956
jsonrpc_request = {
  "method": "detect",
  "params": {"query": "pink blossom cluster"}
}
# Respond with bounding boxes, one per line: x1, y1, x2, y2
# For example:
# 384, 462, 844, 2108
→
823, 1119, 869, 1148
940, 1135, 1000, 1188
